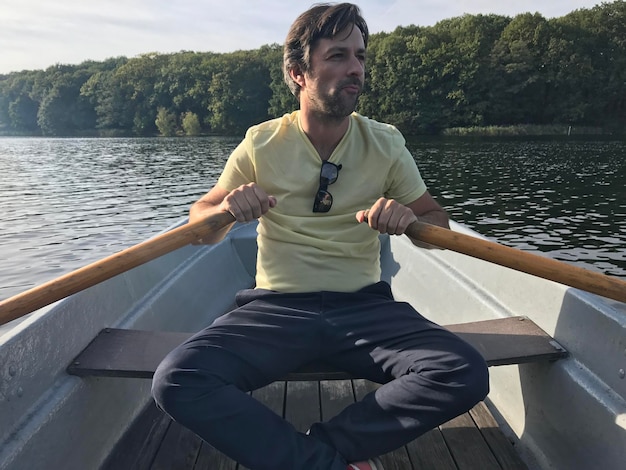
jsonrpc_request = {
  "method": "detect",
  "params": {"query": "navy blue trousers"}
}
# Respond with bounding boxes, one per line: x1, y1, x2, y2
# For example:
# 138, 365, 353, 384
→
152, 282, 489, 470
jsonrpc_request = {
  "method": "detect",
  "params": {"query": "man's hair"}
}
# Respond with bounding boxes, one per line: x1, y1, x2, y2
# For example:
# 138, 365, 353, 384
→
283, 3, 369, 98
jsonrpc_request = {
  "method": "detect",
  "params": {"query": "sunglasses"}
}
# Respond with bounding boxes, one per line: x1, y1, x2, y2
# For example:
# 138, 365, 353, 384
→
312, 161, 342, 213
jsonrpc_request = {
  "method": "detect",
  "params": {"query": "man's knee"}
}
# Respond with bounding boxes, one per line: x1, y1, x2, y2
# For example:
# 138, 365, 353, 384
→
151, 349, 226, 420
463, 346, 490, 403
151, 354, 188, 416
448, 342, 490, 409
420, 339, 489, 410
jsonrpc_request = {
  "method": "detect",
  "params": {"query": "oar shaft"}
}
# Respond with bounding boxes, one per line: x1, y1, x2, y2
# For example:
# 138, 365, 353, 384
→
0, 212, 235, 326
407, 221, 626, 304
2, 214, 624, 327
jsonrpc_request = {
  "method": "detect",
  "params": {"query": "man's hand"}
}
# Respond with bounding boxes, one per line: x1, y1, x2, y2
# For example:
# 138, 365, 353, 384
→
220, 183, 277, 223
189, 183, 276, 245
356, 197, 417, 235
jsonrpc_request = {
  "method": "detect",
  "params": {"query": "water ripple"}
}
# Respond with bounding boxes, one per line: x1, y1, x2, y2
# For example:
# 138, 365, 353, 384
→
0, 137, 237, 299
409, 137, 625, 278
0, 136, 624, 302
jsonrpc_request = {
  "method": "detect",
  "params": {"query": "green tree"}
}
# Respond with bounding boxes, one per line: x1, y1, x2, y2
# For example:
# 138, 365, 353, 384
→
8, 94, 39, 131
263, 44, 298, 117
489, 13, 552, 124
207, 51, 272, 133
113, 53, 171, 135
181, 111, 201, 135
360, 29, 419, 131
155, 107, 177, 136
552, 1, 626, 128
0, 71, 41, 132
79, 57, 132, 134
34, 65, 96, 135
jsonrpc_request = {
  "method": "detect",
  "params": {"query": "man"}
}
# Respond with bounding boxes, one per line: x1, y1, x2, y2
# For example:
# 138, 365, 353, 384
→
152, 4, 488, 469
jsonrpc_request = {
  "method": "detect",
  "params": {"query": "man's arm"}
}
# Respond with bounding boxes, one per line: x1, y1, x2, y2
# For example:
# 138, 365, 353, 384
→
404, 191, 449, 229
188, 185, 233, 245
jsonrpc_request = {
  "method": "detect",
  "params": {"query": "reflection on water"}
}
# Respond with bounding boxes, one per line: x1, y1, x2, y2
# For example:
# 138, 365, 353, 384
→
0, 136, 624, 302
410, 137, 625, 278
0, 137, 238, 300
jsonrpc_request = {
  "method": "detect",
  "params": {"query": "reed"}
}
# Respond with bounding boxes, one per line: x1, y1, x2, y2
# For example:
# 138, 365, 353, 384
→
442, 124, 608, 136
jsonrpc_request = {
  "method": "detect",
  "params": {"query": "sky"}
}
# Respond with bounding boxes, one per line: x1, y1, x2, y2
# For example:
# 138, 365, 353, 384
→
0, 0, 607, 75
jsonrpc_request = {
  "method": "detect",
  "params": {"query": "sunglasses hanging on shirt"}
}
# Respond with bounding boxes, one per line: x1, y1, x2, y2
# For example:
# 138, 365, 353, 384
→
312, 161, 342, 213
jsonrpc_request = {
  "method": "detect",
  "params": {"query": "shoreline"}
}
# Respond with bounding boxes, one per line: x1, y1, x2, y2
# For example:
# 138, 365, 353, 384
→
1, 124, 622, 138
441, 124, 618, 137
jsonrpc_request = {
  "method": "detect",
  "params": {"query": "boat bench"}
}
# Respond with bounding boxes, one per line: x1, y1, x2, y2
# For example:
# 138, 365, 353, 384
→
67, 316, 567, 381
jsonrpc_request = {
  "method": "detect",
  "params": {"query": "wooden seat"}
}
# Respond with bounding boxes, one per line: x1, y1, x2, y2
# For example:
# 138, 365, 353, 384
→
67, 316, 567, 380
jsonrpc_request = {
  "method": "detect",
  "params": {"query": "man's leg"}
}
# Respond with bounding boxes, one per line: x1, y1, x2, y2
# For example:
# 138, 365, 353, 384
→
151, 289, 348, 470
308, 282, 490, 462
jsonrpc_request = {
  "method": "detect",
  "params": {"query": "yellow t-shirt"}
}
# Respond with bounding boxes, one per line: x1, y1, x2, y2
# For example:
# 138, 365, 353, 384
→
217, 111, 427, 292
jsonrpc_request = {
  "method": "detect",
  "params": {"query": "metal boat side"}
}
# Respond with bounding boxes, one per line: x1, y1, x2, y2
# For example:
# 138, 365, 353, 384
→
0, 221, 257, 470
384, 221, 626, 469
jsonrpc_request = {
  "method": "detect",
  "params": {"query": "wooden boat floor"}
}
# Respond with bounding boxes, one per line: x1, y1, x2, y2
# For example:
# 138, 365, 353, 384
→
104, 379, 528, 470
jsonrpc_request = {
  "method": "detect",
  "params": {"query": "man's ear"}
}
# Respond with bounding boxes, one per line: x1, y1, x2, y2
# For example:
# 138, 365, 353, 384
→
289, 66, 306, 88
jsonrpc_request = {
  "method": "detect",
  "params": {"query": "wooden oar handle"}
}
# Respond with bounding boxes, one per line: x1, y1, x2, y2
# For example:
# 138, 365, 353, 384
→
1, 213, 624, 327
406, 220, 626, 304
0, 212, 236, 326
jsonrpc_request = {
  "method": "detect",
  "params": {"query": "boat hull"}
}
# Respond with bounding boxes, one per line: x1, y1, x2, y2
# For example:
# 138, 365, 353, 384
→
1, 220, 624, 469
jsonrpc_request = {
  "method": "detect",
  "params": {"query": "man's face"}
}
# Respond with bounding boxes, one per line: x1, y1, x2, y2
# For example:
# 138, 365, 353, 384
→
301, 26, 366, 119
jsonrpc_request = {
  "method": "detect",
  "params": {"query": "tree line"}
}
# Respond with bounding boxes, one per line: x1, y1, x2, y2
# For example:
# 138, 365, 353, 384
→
1, 1, 624, 137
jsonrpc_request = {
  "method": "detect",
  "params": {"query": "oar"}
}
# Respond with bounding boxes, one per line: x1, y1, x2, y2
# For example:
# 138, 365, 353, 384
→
0, 211, 236, 326
405, 221, 626, 304
1, 215, 624, 327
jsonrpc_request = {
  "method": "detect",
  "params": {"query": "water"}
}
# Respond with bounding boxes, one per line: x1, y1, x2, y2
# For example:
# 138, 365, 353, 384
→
0, 136, 624, 304
409, 137, 625, 278
0, 137, 237, 300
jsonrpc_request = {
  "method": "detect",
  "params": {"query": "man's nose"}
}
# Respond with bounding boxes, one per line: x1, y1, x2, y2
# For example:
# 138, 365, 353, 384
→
348, 54, 365, 77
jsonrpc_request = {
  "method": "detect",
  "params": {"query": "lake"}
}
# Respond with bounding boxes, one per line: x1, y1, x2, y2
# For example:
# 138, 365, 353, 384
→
0, 136, 624, 304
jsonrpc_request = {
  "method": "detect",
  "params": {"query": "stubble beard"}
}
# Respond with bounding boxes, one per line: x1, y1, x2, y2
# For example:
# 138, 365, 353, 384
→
309, 79, 362, 124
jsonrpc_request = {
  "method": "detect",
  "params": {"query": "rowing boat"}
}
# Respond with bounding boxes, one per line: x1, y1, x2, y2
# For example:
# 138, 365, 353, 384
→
0, 218, 624, 469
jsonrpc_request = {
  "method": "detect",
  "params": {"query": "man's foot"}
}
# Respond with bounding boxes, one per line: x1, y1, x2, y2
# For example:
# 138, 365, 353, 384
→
347, 457, 384, 470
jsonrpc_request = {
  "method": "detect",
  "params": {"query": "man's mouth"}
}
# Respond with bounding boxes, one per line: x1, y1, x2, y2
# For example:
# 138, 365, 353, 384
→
343, 84, 361, 93
341, 80, 362, 94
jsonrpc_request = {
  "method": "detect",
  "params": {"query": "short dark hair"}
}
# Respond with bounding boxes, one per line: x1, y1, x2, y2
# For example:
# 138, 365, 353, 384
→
283, 3, 369, 97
